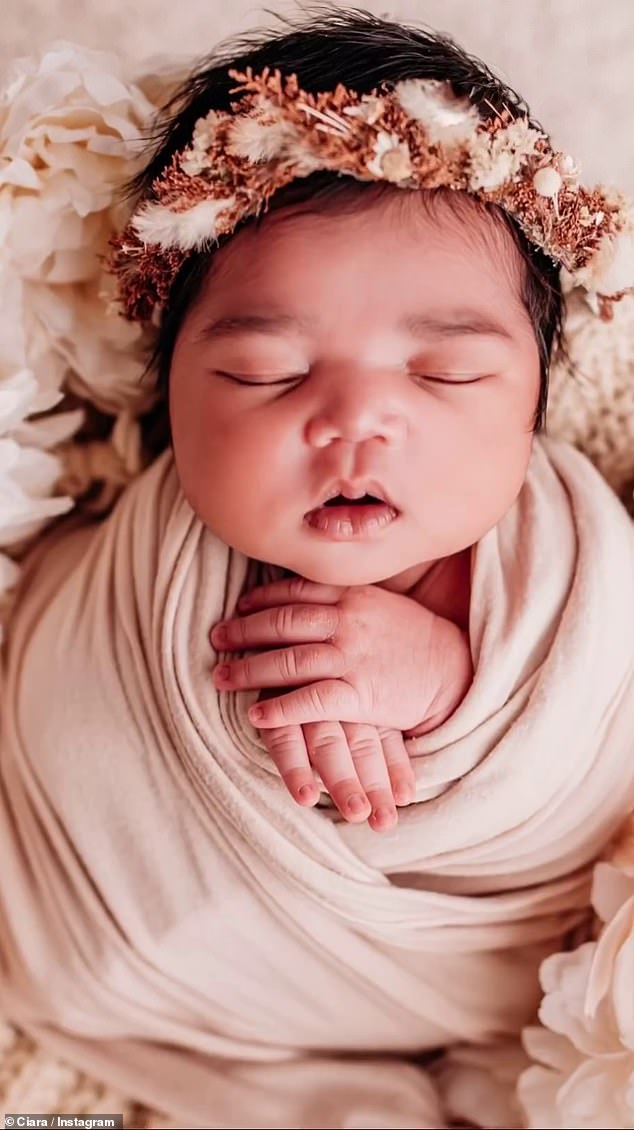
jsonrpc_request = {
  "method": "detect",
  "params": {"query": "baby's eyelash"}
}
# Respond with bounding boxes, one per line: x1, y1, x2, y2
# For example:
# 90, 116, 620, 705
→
215, 370, 302, 386
215, 370, 486, 388
413, 374, 484, 385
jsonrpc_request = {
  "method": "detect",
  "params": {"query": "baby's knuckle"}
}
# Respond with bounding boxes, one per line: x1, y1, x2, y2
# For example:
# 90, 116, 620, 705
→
309, 682, 333, 716
288, 576, 307, 600
308, 724, 343, 756
279, 648, 300, 680
349, 730, 380, 760
265, 727, 297, 755
273, 605, 296, 637
303, 645, 325, 674
323, 605, 341, 639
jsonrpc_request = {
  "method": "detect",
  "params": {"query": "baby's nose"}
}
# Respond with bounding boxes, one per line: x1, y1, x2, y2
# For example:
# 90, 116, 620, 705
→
304, 384, 407, 449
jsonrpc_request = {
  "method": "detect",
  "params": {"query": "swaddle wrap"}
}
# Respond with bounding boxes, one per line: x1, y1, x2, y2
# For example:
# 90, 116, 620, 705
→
0, 435, 633, 1129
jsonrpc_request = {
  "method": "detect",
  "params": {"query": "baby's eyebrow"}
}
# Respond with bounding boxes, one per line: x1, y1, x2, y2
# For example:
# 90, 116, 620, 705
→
195, 308, 515, 343
195, 312, 316, 341
401, 309, 514, 342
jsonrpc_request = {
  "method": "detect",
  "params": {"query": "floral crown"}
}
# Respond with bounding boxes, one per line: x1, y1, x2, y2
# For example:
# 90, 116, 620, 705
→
109, 67, 634, 324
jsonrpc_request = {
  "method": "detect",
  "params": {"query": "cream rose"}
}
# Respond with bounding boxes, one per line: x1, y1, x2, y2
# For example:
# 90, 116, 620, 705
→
0, 43, 170, 611
519, 816, 634, 1129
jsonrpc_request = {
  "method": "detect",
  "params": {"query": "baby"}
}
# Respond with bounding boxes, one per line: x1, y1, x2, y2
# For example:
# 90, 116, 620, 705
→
1, 9, 634, 1129
196, 184, 482, 832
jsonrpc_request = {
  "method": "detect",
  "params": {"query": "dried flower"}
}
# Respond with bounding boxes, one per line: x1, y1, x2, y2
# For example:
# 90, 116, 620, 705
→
109, 66, 634, 325
343, 94, 385, 125
366, 131, 413, 182
468, 119, 542, 191
133, 196, 236, 250
227, 111, 302, 163
396, 78, 478, 144
180, 149, 212, 176
533, 166, 563, 198
191, 110, 219, 150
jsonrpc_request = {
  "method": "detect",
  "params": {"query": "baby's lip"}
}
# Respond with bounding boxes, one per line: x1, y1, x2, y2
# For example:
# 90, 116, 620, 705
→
313, 479, 399, 510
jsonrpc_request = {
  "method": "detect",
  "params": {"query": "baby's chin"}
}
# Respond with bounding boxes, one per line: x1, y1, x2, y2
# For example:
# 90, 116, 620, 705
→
269, 554, 418, 589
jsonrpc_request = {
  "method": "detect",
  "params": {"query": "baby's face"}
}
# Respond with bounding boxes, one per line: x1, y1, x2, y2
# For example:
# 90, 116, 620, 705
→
169, 193, 540, 587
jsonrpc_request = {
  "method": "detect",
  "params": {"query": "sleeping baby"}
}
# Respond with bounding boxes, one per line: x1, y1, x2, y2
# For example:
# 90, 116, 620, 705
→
1, 10, 633, 1129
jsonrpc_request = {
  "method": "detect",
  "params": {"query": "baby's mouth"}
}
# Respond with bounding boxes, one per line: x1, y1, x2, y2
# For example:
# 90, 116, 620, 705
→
304, 487, 400, 538
323, 492, 384, 507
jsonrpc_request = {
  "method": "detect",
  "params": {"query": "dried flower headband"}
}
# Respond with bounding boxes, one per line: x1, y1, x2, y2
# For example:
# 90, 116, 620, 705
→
108, 67, 634, 324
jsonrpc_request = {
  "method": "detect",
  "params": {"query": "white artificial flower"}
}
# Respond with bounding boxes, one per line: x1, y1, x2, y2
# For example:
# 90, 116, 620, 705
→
468, 119, 543, 192
0, 438, 73, 547
366, 131, 413, 182
191, 109, 220, 150
586, 196, 634, 296
395, 79, 479, 144
533, 165, 563, 198
180, 148, 212, 176
576, 230, 634, 298
519, 816, 634, 1129
0, 369, 57, 432
42, 280, 155, 414
0, 42, 171, 616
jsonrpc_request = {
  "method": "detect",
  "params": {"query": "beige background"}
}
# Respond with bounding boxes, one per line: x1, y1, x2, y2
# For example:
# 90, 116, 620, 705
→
1, 0, 633, 192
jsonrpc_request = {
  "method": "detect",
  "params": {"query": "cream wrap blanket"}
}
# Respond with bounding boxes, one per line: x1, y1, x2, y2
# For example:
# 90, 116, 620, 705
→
1, 436, 634, 1129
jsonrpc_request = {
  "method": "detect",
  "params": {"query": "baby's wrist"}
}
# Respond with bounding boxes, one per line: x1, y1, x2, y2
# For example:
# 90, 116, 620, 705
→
404, 620, 473, 738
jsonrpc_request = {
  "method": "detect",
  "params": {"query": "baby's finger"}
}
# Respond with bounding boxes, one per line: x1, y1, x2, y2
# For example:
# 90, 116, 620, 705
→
237, 578, 346, 613
260, 725, 319, 807
214, 643, 344, 690
302, 721, 371, 824
342, 723, 398, 832
211, 604, 339, 651
248, 679, 361, 728
379, 728, 416, 807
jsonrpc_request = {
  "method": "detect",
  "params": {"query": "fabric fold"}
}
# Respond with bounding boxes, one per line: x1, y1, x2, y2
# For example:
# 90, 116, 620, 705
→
1, 436, 633, 1128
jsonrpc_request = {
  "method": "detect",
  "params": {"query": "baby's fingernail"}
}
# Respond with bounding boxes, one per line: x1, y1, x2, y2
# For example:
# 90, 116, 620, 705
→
394, 783, 413, 806
347, 794, 369, 816
373, 805, 397, 828
249, 705, 264, 723
298, 784, 316, 804
214, 664, 230, 683
212, 623, 227, 646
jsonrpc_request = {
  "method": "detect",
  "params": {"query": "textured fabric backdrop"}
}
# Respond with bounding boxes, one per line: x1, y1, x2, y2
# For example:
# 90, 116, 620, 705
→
1, 0, 633, 192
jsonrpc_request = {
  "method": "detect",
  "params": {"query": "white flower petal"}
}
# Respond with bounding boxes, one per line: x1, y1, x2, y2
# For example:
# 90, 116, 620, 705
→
0, 158, 41, 188
592, 861, 634, 924
583, 231, 634, 297
0, 41, 168, 576
521, 838, 634, 1129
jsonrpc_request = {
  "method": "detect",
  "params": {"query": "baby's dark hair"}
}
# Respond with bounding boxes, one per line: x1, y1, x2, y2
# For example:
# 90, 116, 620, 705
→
132, 7, 566, 432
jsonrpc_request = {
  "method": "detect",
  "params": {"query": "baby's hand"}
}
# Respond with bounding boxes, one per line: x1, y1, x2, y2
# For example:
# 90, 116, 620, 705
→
257, 717, 414, 832
211, 577, 472, 733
